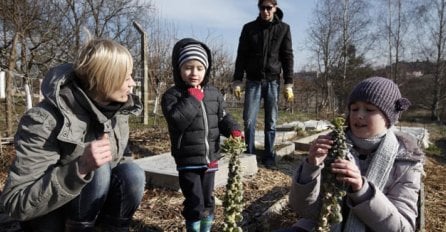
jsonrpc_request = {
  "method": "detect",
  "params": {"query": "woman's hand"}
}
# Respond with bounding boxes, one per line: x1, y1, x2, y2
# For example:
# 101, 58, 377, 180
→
77, 133, 112, 177
308, 135, 333, 166
331, 159, 363, 192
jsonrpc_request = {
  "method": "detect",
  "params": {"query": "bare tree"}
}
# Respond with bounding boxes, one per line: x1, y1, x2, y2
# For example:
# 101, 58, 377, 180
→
414, 0, 446, 121
207, 39, 234, 90
336, 0, 371, 110
307, 0, 342, 115
0, 0, 45, 136
307, 0, 371, 115
135, 16, 177, 126
375, 0, 412, 83
0, 0, 155, 134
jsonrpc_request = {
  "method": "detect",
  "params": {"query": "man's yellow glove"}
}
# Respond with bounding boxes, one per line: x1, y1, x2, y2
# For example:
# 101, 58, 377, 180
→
232, 81, 242, 100
283, 84, 294, 102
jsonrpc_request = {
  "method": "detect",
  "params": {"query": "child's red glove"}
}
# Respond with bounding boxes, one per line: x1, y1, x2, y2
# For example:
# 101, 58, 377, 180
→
188, 88, 204, 101
231, 130, 243, 138
207, 160, 219, 171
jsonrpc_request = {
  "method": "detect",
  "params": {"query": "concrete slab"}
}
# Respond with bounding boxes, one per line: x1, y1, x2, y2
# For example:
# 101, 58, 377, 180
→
252, 130, 297, 148
276, 131, 299, 143
276, 121, 305, 131
293, 130, 332, 151
393, 126, 430, 149
303, 120, 332, 131
134, 152, 258, 191
275, 141, 296, 160
215, 153, 258, 188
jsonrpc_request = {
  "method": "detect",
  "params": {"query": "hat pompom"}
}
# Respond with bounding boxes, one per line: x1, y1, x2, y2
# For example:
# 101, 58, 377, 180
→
395, 98, 411, 112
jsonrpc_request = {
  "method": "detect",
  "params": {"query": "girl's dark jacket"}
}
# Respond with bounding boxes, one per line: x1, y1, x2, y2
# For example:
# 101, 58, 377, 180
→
161, 38, 240, 167
233, 8, 294, 84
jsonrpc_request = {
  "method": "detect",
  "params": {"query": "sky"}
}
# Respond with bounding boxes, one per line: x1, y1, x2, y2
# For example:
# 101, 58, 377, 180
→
151, 0, 316, 71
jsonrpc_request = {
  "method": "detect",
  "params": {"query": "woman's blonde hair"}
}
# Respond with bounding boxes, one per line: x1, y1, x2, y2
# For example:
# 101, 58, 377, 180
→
74, 38, 133, 98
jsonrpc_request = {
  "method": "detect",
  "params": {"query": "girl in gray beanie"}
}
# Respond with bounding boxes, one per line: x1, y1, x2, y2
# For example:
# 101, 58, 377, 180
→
288, 77, 424, 232
348, 76, 411, 127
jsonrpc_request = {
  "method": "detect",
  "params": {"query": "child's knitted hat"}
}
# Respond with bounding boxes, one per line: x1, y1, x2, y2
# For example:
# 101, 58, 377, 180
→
178, 44, 208, 70
348, 76, 411, 126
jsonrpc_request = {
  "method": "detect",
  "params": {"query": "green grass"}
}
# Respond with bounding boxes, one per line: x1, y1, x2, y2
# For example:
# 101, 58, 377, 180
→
426, 144, 443, 156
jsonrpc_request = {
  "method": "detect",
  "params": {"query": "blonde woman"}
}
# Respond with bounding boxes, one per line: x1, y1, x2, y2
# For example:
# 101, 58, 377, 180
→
0, 38, 145, 231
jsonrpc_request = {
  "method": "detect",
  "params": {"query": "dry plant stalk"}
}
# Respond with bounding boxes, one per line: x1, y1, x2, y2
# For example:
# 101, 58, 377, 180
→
221, 136, 245, 232
316, 117, 348, 232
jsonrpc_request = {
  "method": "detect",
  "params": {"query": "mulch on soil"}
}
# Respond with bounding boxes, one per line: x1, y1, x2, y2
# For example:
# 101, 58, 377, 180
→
0, 126, 445, 232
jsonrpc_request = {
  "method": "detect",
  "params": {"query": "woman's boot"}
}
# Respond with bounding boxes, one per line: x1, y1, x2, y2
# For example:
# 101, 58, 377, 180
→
64, 219, 95, 232
96, 217, 131, 232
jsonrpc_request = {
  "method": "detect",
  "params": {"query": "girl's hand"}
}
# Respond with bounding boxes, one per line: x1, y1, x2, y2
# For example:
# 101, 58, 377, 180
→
308, 135, 333, 166
77, 133, 112, 177
331, 159, 363, 192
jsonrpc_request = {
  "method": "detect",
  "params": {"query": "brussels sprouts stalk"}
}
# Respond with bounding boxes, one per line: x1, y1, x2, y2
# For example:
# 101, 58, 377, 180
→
315, 117, 348, 232
221, 136, 246, 232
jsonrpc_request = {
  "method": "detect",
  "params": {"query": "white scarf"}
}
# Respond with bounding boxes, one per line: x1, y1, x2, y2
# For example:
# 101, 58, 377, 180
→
342, 129, 399, 232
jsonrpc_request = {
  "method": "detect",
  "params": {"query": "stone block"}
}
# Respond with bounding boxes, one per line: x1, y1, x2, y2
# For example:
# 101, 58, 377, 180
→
276, 121, 305, 131
134, 152, 258, 191
294, 130, 331, 151
393, 126, 430, 149
303, 120, 332, 131
251, 131, 297, 147
275, 141, 295, 161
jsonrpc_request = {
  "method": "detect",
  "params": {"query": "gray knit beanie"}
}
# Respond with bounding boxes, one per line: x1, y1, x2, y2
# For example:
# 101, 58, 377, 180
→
348, 76, 411, 126
178, 44, 208, 70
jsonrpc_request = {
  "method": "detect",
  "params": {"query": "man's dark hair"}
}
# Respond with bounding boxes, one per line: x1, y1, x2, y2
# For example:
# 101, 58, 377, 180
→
258, 0, 277, 7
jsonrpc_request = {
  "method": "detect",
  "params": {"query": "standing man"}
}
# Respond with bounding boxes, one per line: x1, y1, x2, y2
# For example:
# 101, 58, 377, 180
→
232, 0, 294, 168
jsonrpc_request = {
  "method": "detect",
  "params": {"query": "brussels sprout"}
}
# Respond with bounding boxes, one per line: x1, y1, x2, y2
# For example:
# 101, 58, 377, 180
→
316, 117, 348, 232
222, 136, 245, 232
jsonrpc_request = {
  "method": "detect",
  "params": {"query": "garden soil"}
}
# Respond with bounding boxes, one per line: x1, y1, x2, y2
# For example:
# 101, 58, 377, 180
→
0, 127, 445, 231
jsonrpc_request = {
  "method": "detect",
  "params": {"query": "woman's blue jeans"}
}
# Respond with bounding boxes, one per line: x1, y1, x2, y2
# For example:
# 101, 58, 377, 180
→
67, 161, 145, 228
243, 80, 279, 163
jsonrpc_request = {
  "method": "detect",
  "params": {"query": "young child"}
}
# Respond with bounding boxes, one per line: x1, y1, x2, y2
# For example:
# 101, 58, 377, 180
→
288, 77, 424, 231
161, 38, 242, 232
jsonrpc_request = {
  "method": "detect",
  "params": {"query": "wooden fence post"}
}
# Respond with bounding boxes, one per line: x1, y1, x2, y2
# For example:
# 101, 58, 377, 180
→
133, 21, 149, 125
